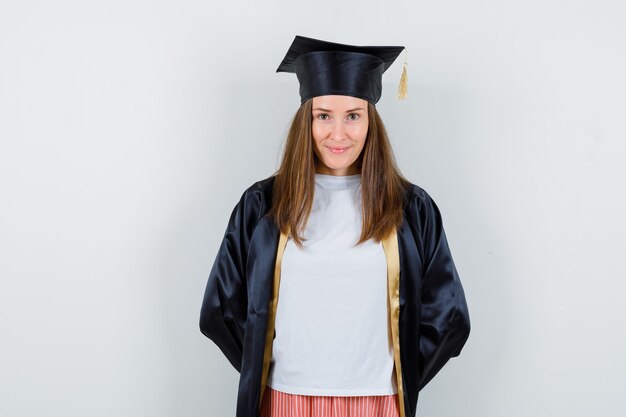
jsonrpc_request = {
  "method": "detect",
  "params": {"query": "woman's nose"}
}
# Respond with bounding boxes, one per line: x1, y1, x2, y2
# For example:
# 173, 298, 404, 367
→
331, 120, 347, 140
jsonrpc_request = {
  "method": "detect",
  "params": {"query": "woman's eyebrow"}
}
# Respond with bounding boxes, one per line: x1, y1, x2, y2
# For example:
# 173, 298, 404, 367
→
312, 107, 365, 112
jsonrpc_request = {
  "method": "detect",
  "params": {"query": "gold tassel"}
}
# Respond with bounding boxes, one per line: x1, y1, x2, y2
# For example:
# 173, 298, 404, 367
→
397, 49, 408, 100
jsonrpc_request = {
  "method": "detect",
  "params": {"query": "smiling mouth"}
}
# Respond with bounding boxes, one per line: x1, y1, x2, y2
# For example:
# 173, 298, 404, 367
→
326, 146, 351, 154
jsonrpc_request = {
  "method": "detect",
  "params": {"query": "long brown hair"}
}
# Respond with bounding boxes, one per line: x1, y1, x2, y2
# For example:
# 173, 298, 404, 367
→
269, 98, 410, 247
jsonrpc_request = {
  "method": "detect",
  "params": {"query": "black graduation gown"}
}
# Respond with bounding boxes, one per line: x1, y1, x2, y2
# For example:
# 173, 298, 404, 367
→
199, 175, 470, 417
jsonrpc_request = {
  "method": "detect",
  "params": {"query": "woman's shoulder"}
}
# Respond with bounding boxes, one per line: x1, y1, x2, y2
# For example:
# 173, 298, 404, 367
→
231, 174, 277, 221
400, 179, 447, 226
401, 178, 435, 207
240, 174, 276, 202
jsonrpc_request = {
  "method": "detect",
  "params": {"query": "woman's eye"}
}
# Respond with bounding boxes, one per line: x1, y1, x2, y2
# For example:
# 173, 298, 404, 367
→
348, 113, 360, 121
317, 114, 329, 120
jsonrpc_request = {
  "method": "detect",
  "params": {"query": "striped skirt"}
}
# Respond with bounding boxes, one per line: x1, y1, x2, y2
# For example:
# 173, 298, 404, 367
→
260, 386, 401, 417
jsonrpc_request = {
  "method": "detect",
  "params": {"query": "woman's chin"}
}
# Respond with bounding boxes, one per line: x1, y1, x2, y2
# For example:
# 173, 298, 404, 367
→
316, 161, 359, 175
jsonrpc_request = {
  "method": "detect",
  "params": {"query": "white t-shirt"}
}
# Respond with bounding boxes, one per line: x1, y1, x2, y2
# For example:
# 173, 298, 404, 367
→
267, 173, 397, 396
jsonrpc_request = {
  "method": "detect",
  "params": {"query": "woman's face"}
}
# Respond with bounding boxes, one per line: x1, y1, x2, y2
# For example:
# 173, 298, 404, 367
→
311, 95, 369, 176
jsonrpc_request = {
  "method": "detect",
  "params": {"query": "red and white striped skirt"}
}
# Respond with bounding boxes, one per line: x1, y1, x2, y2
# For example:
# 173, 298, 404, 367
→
260, 386, 401, 417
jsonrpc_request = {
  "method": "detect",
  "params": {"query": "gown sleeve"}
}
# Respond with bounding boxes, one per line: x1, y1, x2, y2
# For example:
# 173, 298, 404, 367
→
199, 188, 263, 373
416, 191, 471, 391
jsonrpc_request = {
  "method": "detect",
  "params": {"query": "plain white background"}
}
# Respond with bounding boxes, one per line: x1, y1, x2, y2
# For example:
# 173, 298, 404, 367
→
1, 1, 625, 416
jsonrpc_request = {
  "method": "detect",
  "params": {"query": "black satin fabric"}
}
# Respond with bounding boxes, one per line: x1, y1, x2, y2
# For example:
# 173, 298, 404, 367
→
294, 51, 385, 104
199, 175, 470, 417
397, 186, 471, 413
275, 36, 405, 105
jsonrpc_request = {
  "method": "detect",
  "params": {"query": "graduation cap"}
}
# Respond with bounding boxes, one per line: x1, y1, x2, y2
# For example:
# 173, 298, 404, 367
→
276, 35, 407, 104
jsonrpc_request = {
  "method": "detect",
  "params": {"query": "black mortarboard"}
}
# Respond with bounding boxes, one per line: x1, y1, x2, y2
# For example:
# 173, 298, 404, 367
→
276, 35, 407, 104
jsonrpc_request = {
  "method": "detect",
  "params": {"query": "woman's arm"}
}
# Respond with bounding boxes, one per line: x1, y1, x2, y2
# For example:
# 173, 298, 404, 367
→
416, 192, 471, 391
199, 188, 262, 373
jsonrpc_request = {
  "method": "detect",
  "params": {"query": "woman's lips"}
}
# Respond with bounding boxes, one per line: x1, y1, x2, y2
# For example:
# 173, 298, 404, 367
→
326, 146, 350, 154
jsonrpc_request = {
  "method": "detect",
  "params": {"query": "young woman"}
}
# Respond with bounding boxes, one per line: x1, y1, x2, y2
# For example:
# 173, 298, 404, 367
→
200, 35, 471, 417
